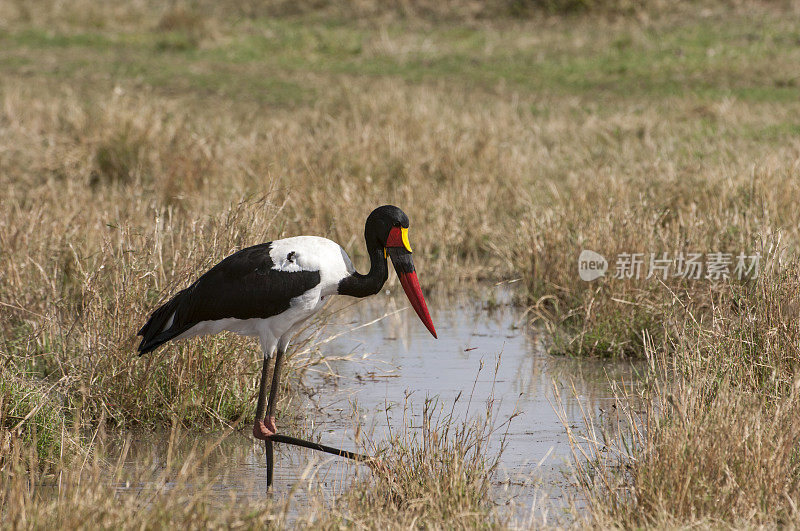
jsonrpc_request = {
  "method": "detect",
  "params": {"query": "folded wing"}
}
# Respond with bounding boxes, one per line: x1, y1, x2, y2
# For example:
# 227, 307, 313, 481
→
137, 243, 321, 354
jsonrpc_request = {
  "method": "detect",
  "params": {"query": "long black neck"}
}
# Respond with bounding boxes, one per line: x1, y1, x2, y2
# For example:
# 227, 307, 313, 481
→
337, 242, 388, 298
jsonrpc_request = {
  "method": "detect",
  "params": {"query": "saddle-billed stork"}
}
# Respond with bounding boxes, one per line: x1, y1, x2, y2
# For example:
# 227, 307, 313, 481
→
136, 205, 436, 487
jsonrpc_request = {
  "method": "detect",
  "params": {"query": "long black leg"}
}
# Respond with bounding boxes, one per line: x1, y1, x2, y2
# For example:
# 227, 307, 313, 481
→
265, 346, 285, 489
269, 434, 371, 461
254, 356, 270, 427
266, 439, 272, 488
255, 346, 372, 491
253, 355, 272, 491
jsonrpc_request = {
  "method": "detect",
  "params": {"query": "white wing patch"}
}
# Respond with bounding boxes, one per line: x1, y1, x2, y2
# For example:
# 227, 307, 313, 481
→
271, 249, 304, 272
268, 236, 355, 295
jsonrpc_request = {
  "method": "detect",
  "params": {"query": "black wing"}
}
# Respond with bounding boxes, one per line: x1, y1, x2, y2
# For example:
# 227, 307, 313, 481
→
137, 243, 320, 354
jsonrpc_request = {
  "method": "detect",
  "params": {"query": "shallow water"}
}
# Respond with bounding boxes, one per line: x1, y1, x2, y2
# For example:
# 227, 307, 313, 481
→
115, 285, 640, 521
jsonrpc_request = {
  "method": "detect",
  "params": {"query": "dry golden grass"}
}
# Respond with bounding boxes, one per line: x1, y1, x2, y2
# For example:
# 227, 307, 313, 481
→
3, 0, 800, 527
519, 136, 800, 356
0, 82, 526, 457
316, 384, 513, 529
0, 391, 507, 529
563, 258, 800, 527
1, 426, 288, 529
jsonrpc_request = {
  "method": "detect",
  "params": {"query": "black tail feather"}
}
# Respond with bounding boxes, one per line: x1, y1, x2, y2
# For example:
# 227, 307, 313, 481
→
137, 289, 189, 355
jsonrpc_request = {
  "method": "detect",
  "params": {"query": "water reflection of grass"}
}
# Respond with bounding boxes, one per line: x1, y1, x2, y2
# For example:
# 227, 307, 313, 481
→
321, 374, 517, 528
1, 389, 511, 528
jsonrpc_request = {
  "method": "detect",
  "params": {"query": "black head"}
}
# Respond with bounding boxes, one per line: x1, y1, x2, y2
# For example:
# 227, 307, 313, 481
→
362, 205, 437, 338
364, 205, 410, 250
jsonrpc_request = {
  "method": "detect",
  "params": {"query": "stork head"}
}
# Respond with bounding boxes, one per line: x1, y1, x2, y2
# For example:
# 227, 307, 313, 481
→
365, 205, 437, 339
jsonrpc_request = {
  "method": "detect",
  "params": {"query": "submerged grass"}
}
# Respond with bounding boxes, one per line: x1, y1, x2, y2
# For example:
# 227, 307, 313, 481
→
314, 374, 513, 528
0, 429, 287, 529
0, 389, 507, 529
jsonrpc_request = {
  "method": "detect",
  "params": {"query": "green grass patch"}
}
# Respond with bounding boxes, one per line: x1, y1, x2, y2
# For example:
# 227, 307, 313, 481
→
2, 11, 799, 104
0, 374, 70, 463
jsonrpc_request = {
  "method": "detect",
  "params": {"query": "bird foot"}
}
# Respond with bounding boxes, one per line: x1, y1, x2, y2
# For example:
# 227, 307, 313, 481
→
253, 417, 277, 441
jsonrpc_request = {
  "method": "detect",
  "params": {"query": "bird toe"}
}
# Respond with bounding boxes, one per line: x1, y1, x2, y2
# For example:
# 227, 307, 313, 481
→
253, 419, 276, 441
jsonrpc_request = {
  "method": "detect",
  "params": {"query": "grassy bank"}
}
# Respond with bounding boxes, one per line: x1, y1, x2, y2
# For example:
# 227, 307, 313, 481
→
569, 259, 800, 526
2, 0, 800, 527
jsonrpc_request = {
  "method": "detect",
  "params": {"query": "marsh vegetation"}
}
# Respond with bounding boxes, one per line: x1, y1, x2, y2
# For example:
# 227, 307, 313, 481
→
2, 0, 800, 527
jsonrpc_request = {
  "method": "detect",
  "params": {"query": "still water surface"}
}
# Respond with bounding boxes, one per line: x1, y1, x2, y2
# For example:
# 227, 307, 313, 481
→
118, 286, 639, 521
